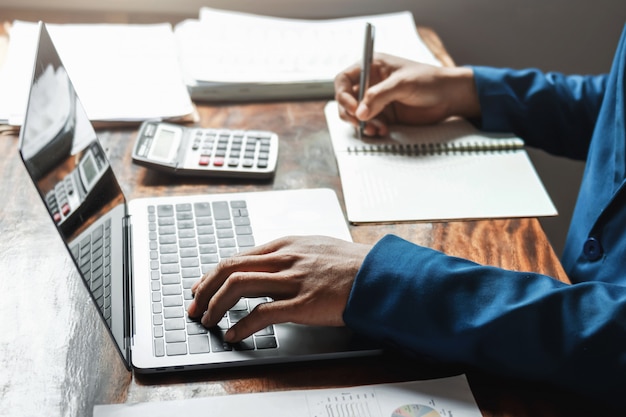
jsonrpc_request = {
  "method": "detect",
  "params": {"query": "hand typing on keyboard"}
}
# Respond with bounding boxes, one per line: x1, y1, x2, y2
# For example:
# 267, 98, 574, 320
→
187, 235, 371, 343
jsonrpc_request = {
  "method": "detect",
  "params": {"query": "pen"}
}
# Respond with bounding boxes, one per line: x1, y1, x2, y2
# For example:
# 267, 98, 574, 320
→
358, 22, 375, 139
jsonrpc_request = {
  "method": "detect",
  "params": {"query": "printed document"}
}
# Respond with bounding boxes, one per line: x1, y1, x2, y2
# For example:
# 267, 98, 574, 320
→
94, 374, 482, 417
175, 9, 441, 101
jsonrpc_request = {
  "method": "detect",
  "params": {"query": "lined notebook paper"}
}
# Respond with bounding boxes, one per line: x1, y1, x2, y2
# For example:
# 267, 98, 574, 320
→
325, 101, 557, 223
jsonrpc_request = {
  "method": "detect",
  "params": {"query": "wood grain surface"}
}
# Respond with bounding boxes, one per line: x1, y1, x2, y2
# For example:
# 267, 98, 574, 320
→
0, 22, 612, 417
2, 98, 615, 417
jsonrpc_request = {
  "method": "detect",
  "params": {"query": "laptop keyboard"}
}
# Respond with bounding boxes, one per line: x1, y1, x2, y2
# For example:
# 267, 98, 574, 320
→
70, 218, 113, 327
148, 200, 278, 357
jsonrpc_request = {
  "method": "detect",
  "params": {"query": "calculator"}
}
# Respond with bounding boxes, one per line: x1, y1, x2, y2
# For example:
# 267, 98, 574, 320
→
44, 141, 110, 232
132, 121, 279, 179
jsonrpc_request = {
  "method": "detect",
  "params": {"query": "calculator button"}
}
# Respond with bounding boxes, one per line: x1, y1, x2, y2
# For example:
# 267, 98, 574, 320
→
175, 126, 278, 178
144, 123, 156, 137
65, 180, 74, 195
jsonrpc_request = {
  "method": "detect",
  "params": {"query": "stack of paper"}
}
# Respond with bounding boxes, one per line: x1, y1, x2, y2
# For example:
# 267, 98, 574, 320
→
0, 9, 442, 127
0, 21, 196, 129
175, 8, 442, 101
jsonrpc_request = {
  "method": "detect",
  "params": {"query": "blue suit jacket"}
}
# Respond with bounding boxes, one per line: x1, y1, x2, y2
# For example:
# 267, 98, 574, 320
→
344, 25, 626, 408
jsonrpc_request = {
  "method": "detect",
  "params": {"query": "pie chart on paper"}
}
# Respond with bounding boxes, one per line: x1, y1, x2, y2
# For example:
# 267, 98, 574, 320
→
391, 404, 440, 417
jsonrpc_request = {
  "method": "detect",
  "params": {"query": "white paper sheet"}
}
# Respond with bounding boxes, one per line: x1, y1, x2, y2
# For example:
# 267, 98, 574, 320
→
325, 101, 557, 223
94, 374, 482, 417
179, 8, 441, 83
0, 21, 195, 126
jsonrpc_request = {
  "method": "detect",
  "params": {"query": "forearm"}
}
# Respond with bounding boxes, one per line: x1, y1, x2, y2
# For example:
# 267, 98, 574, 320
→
438, 66, 481, 120
471, 66, 607, 159
344, 235, 626, 409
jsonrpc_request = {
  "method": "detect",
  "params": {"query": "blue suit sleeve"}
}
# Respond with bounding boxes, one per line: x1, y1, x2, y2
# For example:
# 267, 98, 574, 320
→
343, 235, 626, 409
471, 66, 607, 160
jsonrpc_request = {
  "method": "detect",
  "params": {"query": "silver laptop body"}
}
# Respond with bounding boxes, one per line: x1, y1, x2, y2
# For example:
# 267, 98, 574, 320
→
18, 22, 379, 373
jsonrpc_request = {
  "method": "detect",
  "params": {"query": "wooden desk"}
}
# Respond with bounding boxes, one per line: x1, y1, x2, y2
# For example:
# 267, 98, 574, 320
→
0, 25, 612, 417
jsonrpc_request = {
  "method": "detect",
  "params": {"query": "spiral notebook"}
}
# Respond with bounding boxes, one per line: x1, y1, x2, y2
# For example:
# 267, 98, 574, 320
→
325, 101, 557, 223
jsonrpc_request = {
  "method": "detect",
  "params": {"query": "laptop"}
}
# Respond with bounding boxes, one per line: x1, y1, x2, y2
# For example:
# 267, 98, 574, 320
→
18, 22, 379, 373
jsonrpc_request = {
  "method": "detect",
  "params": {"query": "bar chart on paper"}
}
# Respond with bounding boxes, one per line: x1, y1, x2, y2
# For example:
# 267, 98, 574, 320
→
309, 390, 381, 417
308, 388, 446, 417
94, 376, 482, 417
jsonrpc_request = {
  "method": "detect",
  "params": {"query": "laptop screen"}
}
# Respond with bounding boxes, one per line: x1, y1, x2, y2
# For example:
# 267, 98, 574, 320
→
18, 23, 130, 366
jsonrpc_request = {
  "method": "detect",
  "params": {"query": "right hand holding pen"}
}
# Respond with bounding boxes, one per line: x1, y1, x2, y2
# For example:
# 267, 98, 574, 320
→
334, 53, 481, 137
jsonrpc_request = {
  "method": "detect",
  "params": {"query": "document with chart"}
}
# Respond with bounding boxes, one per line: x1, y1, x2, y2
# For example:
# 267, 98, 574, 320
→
325, 101, 557, 223
94, 374, 481, 417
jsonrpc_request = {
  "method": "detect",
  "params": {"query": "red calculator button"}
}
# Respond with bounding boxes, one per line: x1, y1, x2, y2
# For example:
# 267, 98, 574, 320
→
213, 157, 225, 167
53, 212, 61, 223
61, 203, 71, 216
199, 155, 210, 166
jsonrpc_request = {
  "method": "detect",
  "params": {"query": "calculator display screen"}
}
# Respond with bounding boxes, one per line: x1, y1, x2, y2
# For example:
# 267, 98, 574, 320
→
151, 128, 177, 161
81, 151, 98, 186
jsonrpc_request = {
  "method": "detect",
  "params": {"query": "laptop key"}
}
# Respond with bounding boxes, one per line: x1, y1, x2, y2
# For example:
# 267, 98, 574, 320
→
165, 330, 186, 343
219, 248, 238, 258
166, 342, 187, 356
187, 322, 208, 335
150, 198, 268, 357
212, 201, 230, 220
193, 202, 211, 217
162, 284, 182, 295
237, 235, 255, 248
255, 336, 278, 350
255, 325, 275, 336
163, 295, 183, 307
209, 331, 232, 352
154, 339, 165, 357
161, 274, 181, 285
233, 337, 255, 351
157, 205, 174, 217
154, 326, 163, 338
163, 306, 184, 319
188, 335, 210, 354
164, 318, 185, 331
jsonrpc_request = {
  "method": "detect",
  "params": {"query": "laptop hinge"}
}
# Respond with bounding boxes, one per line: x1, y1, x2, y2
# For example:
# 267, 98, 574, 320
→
122, 214, 135, 362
